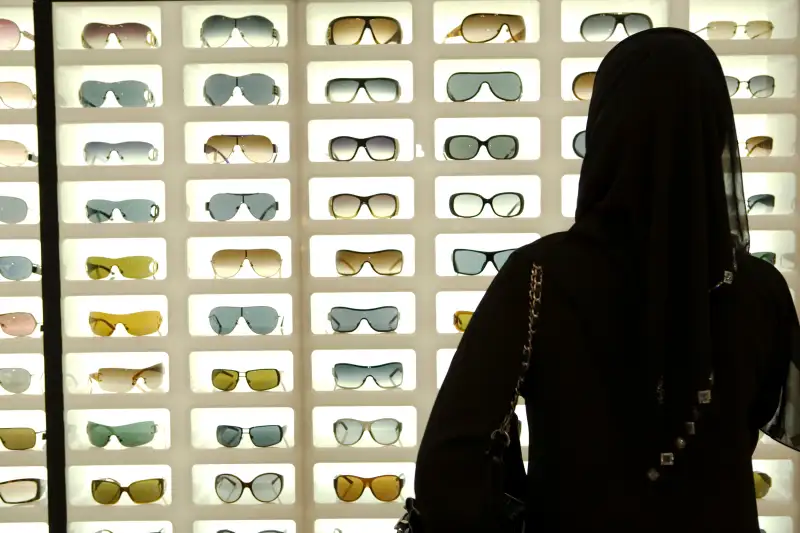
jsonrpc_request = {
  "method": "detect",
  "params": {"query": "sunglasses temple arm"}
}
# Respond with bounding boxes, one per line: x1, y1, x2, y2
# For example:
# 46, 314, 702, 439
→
278, 372, 287, 392
444, 25, 462, 41
22, 30, 34, 42
204, 143, 230, 164
28, 153, 38, 163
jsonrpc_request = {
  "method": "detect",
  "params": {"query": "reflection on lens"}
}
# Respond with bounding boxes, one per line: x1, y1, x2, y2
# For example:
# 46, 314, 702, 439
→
86, 199, 160, 223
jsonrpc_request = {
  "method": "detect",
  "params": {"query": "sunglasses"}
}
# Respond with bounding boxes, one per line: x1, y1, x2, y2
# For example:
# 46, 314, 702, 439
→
742, 136, 773, 157
325, 77, 400, 103
580, 13, 653, 42
86, 199, 160, 223
572, 71, 596, 101
333, 417, 402, 446
83, 141, 158, 165
445, 13, 525, 43
449, 192, 524, 218
209, 306, 282, 335
329, 135, 399, 162
86, 256, 158, 280
0, 428, 44, 450
0, 196, 28, 224
446, 71, 522, 102
0, 82, 35, 109
79, 80, 154, 108
754, 471, 772, 499
452, 248, 515, 275
696, 21, 774, 40
0, 19, 33, 50
86, 421, 157, 448
333, 474, 404, 502
205, 134, 277, 164
0, 478, 45, 504
0, 256, 41, 281
81, 22, 158, 49
204, 73, 281, 106
88, 311, 163, 337
725, 75, 775, 98
206, 192, 279, 221
89, 363, 164, 393
0, 140, 37, 166
328, 306, 400, 333
0, 312, 38, 338
326, 16, 402, 45
746, 194, 775, 214
335, 249, 404, 276
574, 131, 587, 158
91, 477, 164, 504
332, 362, 403, 389
215, 472, 284, 503
0, 368, 35, 393
201, 15, 279, 48
753, 251, 777, 265
329, 193, 399, 219
211, 249, 282, 279
444, 134, 518, 160
216, 424, 286, 447
211, 368, 282, 392
453, 310, 473, 332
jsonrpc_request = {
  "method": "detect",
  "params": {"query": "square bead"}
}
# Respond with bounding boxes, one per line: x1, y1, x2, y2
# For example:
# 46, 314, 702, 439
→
660, 453, 675, 466
698, 390, 712, 404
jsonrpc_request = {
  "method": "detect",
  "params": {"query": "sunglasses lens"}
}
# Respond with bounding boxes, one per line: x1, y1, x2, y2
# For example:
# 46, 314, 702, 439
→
215, 473, 244, 502
749, 75, 775, 98
328, 307, 361, 332
236, 16, 278, 47
451, 193, 484, 217
115, 421, 157, 447
0, 428, 36, 450
84, 141, 157, 164
747, 194, 776, 213
123, 311, 162, 336
572, 72, 596, 100
334, 418, 365, 445
0, 140, 29, 166
453, 249, 488, 275
247, 249, 282, 277
92, 479, 122, 504
335, 475, 366, 501
366, 306, 400, 332
204, 73, 236, 105
363, 78, 400, 102
116, 256, 159, 279
706, 21, 737, 39
249, 425, 283, 447
245, 369, 281, 391
623, 14, 652, 35
371, 474, 402, 501
746, 136, 773, 157
86, 422, 113, 447
369, 137, 397, 160
92, 368, 133, 392
454, 311, 473, 332
209, 306, 240, 335
239, 136, 275, 163
237, 74, 277, 105
0, 82, 33, 109
745, 21, 774, 39
725, 76, 740, 96
330, 194, 361, 218
581, 14, 617, 41
204, 135, 236, 163
446, 136, 480, 160
447, 72, 522, 102
81, 22, 109, 49
368, 17, 401, 44
128, 478, 163, 503
368, 194, 398, 218
573, 131, 587, 158
754, 251, 777, 265
330, 136, 359, 161
0, 196, 28, 224
332, 363, 366, 388
112, 23, 157, 49
486, 135, 518, 159
0, 313, 36, 337
0, 19, 20, 50
244, 193, 279, 221
216, 425, 244, 447
207, 193, 241, 221
211, 249, 245, 278
117, 199, 160, 222
0, 368, 31, 393
326, 79, 360, 102
242, 306, 280, 334
211, 369, 239, 391
201, 15, 236, 47
330, 17, 367, 45
80, 81, 152, 108
370, 418, 402, 445
251, 473, 283, 502
460, 14, 515, 43
0, 256, 33, 280
0, 479, 39, 503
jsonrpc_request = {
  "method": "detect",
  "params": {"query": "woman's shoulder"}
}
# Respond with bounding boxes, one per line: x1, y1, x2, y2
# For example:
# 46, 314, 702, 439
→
504, 232, 570, 266
737, 252, 793, 304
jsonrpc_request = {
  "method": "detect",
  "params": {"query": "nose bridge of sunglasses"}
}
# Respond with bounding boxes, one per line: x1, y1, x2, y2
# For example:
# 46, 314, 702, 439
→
104, 32, 124, 49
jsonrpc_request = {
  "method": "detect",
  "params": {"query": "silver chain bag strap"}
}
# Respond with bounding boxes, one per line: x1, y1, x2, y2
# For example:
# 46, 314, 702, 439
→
395, 263, 543, 533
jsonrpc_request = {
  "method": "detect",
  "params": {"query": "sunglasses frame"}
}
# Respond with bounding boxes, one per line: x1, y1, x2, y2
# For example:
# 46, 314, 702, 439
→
0, 81, 35, 109
214, 472, 284, 503
573, 130, 587, 158
325, 16, 403, 45
85, 199, 160, 223
0, 427, 44, 450
85, 255, 159, 280
210, 248, 283, 279
91, 477, 165, 505
0, 312, 38, 337
204, 134, 277, 164
325, 77, 401, 103
451, 248, 516, 275
328, 135, 399, 162
327, 305, 400, 333
445, 13, 526, 43
746, 193, 776, 213
333, 474, 405, 502
446, 71, 523, 102
208, 305, 283, 335
90, 363, 164, 393
580, 12, 653, 42
203, 73, 282, 106
83, 141, 158, 164
724, 74, 775, 98
696, 20, 774, 40
332, 362, 404, 390
0, 140, 37, 166
216, 423, 287, 447
205, 192, 279, 222
81, 22, 158, 49
328, 193, 399, 219
335, 248, 404, 276
571, 71, 597, 100
210, 368, 282, 392
448, 192, 525, 218
332, 417, 403, 446
0, 477, 45, 504
200, 15, 280, 48
78, 80, 155, 108
86, 420, 157, 448
443, 134, 519, 161
88, 311, 163, 337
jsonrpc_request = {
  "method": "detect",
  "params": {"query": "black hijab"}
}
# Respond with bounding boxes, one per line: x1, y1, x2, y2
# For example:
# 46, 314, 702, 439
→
570, 28, 749, 475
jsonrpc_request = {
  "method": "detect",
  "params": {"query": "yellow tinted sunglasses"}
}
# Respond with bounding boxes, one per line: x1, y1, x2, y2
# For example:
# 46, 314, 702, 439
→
88, 311, 163, 337
453, 310, 473, 332
86, 256, 159, 280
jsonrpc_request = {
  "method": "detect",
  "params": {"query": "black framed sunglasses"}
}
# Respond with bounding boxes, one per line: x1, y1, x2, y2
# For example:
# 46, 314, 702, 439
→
573, 130, 587, 158
452, 248, 516, 275
328, 135, 399, 162
444, 134, 519, 160
327, 306, 400, 333
326, 16, 402, 45
449, 192, 524, 218
325, 77, 400, 103
747, 194, 775, 214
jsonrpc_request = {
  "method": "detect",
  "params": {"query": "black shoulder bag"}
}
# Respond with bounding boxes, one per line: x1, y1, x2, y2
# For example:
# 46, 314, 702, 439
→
395, 263, 543, 533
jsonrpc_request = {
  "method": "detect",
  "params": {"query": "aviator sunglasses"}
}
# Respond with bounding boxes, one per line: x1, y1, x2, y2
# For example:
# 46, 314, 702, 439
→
0, 19, 34, 50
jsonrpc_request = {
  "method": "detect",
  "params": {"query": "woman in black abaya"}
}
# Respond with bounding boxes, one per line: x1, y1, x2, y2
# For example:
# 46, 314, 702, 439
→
414, 28, 800, 532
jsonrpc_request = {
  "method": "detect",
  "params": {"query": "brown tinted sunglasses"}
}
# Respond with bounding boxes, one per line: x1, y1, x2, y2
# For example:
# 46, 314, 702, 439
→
445, 13, 526, 43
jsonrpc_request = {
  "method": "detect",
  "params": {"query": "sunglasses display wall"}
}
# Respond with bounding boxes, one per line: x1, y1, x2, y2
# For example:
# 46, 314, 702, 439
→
0, 0, 794, 531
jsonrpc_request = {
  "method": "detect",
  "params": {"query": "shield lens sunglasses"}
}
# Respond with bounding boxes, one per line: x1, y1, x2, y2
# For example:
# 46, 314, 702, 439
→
83, 141, 158, 164
0, 427, 43, 450
445, 13, 525, 43
0, 367, 34, 393
446, 71, 522, 102
201, 15, 279, 48
204, 73, 281, 106
79, 80, 155, 108
211, 249, 282, 279
452, 248, 515, 275
216, 424, 285, 447
449, 192, 524, 218
697, 20, 774, 40
0, 196, 28, 224
215, 472, 284, 503
746, 194, 775, 214
0, 140, 37, 166
580, 13, 653, 42
0, 82, 35, 109
89, 363, 164, 393
725, 75, 775, 98
326, 77, 400, 103
206, 192, 279, 221
211, 368, 281, 392
88, 310, 163, 337
86, 420, 157, 448
81, 22, 158, 49
333, 417, 402, 446
0, 19, 33, 50
335, 249, 404, 276
454, 310, 473, 332
333, 474, 404, 502
444, 135, 519, 160
328, 306, 400, 333
742, 136, 773, 157
86, 199, 160, 223
204, 134, 277, 164
572, 71, 597, 100
332, 362, 404, 389
329, 136, 399, 162
0, 313, 37, 338
326, 16, 402, 45
208, 305, 281, 335
86, 256, 159, 280
0, 256, 41, 281
0, 478, 45, 504
91, 478, 164, 505
329, 193, 399, 219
